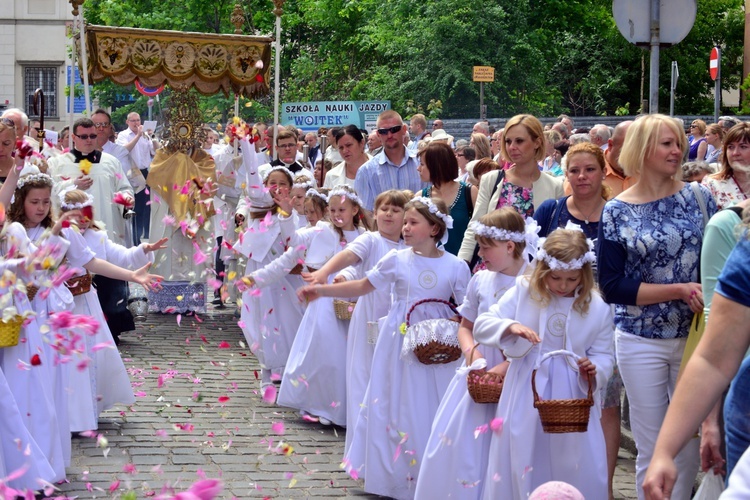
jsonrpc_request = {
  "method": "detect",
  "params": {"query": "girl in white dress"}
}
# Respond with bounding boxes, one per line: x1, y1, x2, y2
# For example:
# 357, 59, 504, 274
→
290, 175, 314, 228
0, 206, 64, 491
59, 188, 167, 429
7, 172, 163, 435
473, 227, 614, 500
304, 189, 410, 451
269, 185, 372, 424
415, 208, 536, 500
298, 197, 471, 500
234, 145, 301, 390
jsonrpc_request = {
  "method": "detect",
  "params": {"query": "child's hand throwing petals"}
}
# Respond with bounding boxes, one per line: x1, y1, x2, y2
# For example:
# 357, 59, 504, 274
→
506, 323, 541, 344
144, 237, 168, 253
577, 357, 597, 378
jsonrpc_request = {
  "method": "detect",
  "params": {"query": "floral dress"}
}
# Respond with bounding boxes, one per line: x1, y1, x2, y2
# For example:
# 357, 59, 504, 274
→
495, 180, 534, 217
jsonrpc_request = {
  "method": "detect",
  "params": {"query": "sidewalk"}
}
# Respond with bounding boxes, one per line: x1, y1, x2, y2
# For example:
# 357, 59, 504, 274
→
56, 306, 639, 499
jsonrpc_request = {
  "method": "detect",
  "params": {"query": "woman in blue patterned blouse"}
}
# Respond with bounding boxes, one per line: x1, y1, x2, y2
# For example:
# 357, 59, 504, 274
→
597, 114, 717, 500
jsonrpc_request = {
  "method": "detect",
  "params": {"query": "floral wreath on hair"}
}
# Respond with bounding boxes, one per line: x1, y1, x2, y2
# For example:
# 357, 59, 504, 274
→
262, 165, 294, 182
410, 196, 454, 229
328, 187, 362, 207
305, 188, 328, 203
535, 221, 596, 271
16, 172, 53, 190
58, 186, 94, 211
293, 180, 314, 191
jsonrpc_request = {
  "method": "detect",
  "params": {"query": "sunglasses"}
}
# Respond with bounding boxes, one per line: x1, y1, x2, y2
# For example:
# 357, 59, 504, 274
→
75, 133, 98, 140
690, 125, 698, 128
377, 125, 403, 136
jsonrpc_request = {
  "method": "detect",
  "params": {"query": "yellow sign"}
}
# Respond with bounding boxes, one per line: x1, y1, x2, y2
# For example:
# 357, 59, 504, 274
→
473, 66, 495, 82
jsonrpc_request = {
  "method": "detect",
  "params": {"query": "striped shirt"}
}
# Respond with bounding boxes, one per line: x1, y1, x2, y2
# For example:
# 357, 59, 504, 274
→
354, 146, 427, 210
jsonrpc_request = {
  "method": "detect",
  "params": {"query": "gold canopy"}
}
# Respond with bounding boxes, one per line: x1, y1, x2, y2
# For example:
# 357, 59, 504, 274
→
78, 25, 273, 97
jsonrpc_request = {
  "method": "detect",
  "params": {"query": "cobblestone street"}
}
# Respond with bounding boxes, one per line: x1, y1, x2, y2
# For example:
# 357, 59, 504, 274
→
56, 306, 639, 499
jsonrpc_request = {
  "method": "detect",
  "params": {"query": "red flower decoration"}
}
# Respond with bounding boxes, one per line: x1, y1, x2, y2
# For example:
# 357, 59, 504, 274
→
255, 74, 264, 83
30, 354, 42, 366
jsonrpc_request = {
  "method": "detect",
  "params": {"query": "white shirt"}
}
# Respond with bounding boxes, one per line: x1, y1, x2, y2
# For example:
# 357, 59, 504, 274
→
116, 129, 155, 171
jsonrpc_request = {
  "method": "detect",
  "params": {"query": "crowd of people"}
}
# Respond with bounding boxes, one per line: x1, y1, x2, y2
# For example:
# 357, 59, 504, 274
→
1, 103, 750, 500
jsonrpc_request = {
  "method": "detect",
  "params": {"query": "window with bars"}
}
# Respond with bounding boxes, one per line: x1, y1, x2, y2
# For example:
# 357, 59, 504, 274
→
24, 66, 58, 118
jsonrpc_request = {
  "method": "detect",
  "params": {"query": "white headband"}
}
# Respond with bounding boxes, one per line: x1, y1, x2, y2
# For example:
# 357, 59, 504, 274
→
262, 165, 293, 182
410, 196, 454, 230
305, 188, 328, 203
328, 187, 362, 206
293, 180, 314, 191
535, 221, 596, 271
471, 217, 540, 259
59, 186, 94, 211
16, 172, 53, 190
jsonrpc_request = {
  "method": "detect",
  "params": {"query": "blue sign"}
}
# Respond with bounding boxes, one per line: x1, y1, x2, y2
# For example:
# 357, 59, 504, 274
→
66, 66, 93, 114
281, 100, 391, 132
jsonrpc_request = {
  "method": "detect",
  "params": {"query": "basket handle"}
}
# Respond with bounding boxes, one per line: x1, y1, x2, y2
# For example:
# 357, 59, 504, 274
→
405, 298, 459, 327
531, 349, 593, 404
456, 344, 488, 376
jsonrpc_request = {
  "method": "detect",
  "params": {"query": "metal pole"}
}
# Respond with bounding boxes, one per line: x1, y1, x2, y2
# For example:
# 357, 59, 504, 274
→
68, 17, 76, 149
79, 5, 91, 115
649, 0, 660, 114
715, 47, 721, 123
272, 14, 282, 161
479, 82, 484, 121
670, 61, 678, 117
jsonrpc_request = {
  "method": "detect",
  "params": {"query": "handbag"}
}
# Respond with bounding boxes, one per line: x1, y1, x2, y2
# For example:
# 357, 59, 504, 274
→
679, 182, 711, 376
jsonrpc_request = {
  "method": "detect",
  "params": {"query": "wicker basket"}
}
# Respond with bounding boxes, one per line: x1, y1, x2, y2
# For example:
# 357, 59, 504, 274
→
532, 351, 593, 433
466, 345, 504, 404
406, 298, 462, 365
333, 299, 356, 320
65, 273, 93, 296
26, 284, 39, 302
0, 315, 23, 348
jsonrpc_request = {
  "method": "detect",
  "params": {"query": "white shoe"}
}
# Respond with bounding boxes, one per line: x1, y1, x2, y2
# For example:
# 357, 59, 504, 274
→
318, 416, 332, 426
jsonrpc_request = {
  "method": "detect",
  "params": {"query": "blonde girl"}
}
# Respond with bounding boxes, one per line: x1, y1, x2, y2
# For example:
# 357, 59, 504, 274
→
271, 185, 372, 424
298, 196, 471, 500
473, 227, 614, 499
415, 208, 536, 500
290, 175, 314, 227
59, 188, 166, 430
303, 189, 410, 452
233, 136, 301, 390
303, 187, 329, 227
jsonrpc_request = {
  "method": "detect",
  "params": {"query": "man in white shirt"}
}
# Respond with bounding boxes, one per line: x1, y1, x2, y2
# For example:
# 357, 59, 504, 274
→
48, 117, 134, 246
117, 112, 158, 244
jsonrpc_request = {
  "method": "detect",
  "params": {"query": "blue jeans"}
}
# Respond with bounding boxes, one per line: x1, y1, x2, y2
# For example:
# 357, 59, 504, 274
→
725, 356, 750, 479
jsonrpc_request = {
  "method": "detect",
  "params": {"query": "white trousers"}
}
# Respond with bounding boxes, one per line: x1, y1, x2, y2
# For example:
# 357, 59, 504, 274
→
616, 330, 700, 500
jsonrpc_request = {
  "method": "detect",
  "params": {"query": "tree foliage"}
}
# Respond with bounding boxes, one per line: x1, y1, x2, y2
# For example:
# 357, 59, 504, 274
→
82, 0, 745, 119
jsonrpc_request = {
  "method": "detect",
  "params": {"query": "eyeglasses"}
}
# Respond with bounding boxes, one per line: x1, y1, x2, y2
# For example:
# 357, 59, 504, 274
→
377, 125, 403, 136
690, 125, 698, 128
93, 123, 110, 129
75, 133, 98, 140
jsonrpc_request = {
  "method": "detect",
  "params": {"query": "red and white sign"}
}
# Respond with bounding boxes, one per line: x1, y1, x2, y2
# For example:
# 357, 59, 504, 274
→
710, 47, 720, 81
135, 80, 165, 97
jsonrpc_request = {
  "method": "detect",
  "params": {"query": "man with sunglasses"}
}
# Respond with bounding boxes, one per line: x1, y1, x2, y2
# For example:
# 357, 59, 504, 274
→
354, 110, 426, 211
47, 117, 134, 248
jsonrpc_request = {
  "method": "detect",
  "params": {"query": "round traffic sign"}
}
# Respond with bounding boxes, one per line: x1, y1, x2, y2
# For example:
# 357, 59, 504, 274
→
135, 80, 165, 97
710, 47, 720, 81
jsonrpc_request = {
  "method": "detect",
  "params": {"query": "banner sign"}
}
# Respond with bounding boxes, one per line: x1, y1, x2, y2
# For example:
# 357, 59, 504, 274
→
281, 100, 391, 132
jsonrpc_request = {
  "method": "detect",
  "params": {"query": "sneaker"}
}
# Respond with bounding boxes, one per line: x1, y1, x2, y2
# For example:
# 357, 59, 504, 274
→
318, 416, 332, 426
